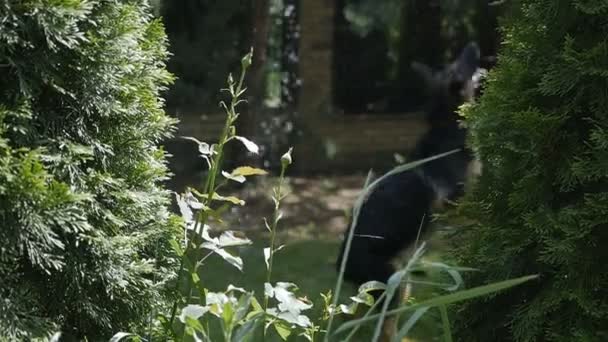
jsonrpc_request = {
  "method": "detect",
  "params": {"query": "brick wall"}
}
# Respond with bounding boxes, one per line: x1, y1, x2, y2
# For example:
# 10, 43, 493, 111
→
293, 112, 428, 174
293, 0, 428, 174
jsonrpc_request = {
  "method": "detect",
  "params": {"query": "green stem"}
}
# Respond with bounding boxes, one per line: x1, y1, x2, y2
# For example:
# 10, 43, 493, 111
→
165, 59, 249, 338
439, 305, 453, 342
262, 164, 287, 339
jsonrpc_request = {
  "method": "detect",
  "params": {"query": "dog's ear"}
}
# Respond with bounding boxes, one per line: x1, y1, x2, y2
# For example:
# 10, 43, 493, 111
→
453, 42, 481, 81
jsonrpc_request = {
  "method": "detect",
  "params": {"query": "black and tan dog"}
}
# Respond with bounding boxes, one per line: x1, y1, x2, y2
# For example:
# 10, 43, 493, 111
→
336, 42, 485, 340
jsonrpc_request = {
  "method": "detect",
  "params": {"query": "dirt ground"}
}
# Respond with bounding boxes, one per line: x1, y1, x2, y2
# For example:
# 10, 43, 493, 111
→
223, 175, 368, 241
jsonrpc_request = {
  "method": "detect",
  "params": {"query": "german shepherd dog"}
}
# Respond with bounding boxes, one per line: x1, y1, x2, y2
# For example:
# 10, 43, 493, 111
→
335, 42, 484, 335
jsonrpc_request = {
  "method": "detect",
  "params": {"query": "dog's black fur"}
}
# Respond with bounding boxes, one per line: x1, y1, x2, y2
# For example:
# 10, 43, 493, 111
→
336, 42, 483, 301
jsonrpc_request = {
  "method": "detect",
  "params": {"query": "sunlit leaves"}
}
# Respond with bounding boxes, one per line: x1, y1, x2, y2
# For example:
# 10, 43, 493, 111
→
222, 166, 268, 184
201, 225, 251, 251
109, 332, 141, 342
263, 248, 271, 270
182, 136, 216, 168
263, 245, 285, 271
221, 171, 246, 183
196, 192, 245, 206
265, 282, 313, 328
234, 136, 259, 154
178, 305, 209, 323
200, 226, 252, 272
230, 166, 268, 177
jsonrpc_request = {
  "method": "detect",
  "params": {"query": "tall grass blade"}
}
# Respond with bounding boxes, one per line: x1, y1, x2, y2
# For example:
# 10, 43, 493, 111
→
392, 307, 430, 342
334, 274, 538, 334
439, 305, 453, 342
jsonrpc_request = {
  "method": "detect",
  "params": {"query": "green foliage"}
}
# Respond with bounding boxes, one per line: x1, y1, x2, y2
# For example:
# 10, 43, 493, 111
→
451, 1, 608, 340
0, 0, 180, 339
110, 51, 535, 342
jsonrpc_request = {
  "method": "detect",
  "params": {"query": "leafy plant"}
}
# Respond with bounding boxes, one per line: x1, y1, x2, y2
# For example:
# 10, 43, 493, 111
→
109, 51, 538, 342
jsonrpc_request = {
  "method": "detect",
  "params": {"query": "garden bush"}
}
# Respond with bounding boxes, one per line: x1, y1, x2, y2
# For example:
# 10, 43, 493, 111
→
451, 0, 608, 340
0, 0, 180, 339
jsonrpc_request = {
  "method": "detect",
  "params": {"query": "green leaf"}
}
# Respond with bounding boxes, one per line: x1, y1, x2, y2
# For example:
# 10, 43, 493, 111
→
200, 244, 245, 271
222, 170, 246, 183
234, 136, 259, 154
420, 262, 467, 291
338, 302, 359, 315
222, 301, 235, 327
185, 316, 207, 334
358, 281, 387, 294
392, 307, 430, 342
231, 166, 268, 176
251, 296, 264, 312
265, 283, 313, 328
198, 192, 245, 206
334, 274, 538, 334
264, 247, 271, 270
169, 239, 183, 257
232, 313, 263, 342
439, 305, 453, 342
349, 291, 374, 307
109, 332, 137, 342
274, 321, 292, 340
179, 305, 209, 323
191, 272, 206, 299
183, 136, 213, 155
234, 292, 254, 323
217, 231, 252, 248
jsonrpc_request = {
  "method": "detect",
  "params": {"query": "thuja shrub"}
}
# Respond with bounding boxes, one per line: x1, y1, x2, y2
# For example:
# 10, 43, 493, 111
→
451, 0, 608, 341
0, 0, 180, 339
